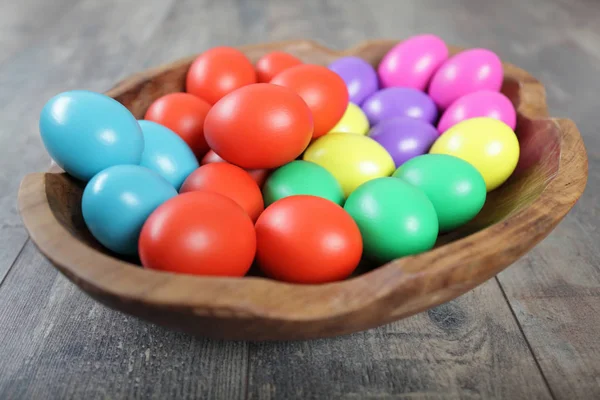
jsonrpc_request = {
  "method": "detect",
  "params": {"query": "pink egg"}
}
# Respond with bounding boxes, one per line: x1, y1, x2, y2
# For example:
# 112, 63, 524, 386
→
437, 90, 517, 133
378, 34, 449, 91
428, 49, 503, 110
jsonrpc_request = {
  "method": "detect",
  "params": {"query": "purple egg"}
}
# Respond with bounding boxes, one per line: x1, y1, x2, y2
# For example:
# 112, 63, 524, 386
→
369, 117, 439, 167
328, 56, 379, 105
361, 87, 438, 126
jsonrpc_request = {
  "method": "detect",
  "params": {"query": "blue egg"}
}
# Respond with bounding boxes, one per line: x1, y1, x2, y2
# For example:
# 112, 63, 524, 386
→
39, 90, 144, 181
138, 120, 199, 190
82, 165, 177, 256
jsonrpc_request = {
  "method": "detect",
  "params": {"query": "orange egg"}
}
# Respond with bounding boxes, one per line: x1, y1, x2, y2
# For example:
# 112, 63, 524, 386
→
255, 51, 302, 83
186, 46, 256, 105
270, 64, 349, 138
180, 163, 264, 222
204, 83, 313, 169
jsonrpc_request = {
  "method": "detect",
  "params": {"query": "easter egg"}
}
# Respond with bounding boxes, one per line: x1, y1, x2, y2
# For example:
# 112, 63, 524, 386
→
186, 46, 257, 105
303, 132, 395, 197
262, 160, 344, 207
138, 120, 199, 190
328, 56, 379, 105
139, 191, 256, 277
328, 102, 370, 135
180, 163, 264, 222
429, 117, 519, 191
369, 117, 439, 167
144, 92, 212, 158
378, 34, 449, 90
271, 64, 349, 138
255, 51, 302, 83
361, 87, 438, 126
428, 48, 503, 110
82, 165, 177, 256
201, 150, 270, 187
393, 154, 487, 232
437, 90, 517, 133
39, 90, 144, 182
204, 83, 313, 169
344, 177, 438, 262
255, 195, 362, 284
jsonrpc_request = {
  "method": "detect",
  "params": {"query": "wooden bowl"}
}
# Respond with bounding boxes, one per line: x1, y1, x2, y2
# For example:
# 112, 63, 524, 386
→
18, 40, 588, 341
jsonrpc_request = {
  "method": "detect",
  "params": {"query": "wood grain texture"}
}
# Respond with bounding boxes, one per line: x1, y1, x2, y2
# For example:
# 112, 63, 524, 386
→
0, 241, 248, 400
247, 280, 552, 400
1, 0, 599, 398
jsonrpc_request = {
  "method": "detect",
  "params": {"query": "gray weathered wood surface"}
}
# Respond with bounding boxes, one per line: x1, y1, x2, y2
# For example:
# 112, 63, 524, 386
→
0, 0, 598, 398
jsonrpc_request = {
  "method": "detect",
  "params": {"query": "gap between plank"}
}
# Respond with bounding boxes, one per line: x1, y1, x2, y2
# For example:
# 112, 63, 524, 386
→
495, 275, 557, 400
0, 238, 29, 288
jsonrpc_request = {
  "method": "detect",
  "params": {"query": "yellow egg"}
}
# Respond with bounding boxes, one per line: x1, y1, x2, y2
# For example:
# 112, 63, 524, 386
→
303, 132, 395, 197
328, 102, 370, 135
429, 117, 520, 191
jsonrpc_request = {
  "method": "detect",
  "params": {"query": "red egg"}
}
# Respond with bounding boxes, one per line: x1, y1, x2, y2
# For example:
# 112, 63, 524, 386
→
270, 64, 349, 138
255, 195, 363, 284
186, 46, 257, 105
144, 93, 211, 158
180, 163, 264, 222
139, 191, 256, 277
201, 150, 270, 187
255, 51, 302, 83
204, 83, 313, 169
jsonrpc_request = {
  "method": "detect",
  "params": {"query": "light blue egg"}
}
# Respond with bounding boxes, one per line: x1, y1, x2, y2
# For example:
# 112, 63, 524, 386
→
138, 120, 200, 190
82, 165, 177, 256
39, 90, 144, 181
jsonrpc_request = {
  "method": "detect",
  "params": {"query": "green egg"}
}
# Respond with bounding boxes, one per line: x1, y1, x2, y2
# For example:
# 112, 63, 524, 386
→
393, 154, 487, 232
344, 177, 438, 263
262, 160, 344, 207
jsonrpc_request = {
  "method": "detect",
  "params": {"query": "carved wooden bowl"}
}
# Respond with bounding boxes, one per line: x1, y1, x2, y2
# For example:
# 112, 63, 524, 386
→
18, 40, 588, 341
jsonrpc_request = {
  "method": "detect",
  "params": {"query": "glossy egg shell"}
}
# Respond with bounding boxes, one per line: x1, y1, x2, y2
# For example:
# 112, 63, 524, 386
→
344, 177, 438, 263
429, 117, 520, 191
369, 117, 439, 167
393, 154, 487, 232
255, 51, 302, 83
437, 90, 517, 133
81, 165, 177, 256
361, 87, 438, 126
39, 90, 144, 182
270, 64, 349, 138
303, 132, 395, 197
255, 195, 363, 284
138, 120, 199, 190
204, 83, 313, 169
328, 102, 370, 135
201, 150, 271, 188
139, 191, 256, 277
328, 56, 379, 105
378, 34, 449, 91
186, 46, 257, 105
262, 160, 344, 207
144, 92, 212, 159
428, 48, 503, 110
180, 163, 264, 222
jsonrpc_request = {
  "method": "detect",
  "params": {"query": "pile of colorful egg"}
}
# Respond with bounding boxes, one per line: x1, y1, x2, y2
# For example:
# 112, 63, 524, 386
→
39, 34, 520, 284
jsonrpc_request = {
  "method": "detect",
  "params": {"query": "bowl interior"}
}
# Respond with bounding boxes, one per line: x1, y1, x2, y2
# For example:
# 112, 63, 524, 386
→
44, 40, 562, 277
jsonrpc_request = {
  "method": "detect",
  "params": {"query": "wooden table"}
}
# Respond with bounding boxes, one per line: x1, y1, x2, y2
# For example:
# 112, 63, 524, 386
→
1, 0, 598, 398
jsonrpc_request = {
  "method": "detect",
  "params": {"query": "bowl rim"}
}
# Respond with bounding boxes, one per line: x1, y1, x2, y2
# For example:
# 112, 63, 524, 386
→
18, 39, 588, 326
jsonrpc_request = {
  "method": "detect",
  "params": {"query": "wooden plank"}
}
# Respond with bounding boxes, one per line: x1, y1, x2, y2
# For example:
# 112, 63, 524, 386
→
0, 0, 176, 279
498, 219, 600, 400
247, 280, 552, 399
0, 241, 248, 400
